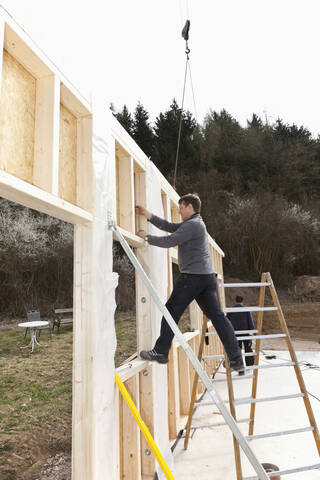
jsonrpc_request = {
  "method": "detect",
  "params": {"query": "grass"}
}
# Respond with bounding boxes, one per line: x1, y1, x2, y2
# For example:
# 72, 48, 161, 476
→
0, 311, 191, 479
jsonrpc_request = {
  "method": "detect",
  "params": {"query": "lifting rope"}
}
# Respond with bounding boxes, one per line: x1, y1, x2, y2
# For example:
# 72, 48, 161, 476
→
173, 19, 191, 190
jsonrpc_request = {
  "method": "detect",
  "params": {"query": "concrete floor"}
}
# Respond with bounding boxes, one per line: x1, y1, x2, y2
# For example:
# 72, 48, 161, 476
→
173, 351, 320, 479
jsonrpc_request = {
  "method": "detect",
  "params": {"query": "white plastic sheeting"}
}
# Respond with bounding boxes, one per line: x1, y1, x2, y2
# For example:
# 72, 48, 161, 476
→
146, 162, 175, 479
91, 101, 118, 478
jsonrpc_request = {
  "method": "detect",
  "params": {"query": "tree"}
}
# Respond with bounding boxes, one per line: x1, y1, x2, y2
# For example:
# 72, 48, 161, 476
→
115, 105, 134, 136
153, 99, 200, 178
132, 102, 154, 158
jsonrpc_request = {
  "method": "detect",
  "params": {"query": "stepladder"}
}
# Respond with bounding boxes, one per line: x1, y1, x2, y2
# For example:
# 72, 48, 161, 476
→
184, 272, 320, 479
110, 221, 271, 480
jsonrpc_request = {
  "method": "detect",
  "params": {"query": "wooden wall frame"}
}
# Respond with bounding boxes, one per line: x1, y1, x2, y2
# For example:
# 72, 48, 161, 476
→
0, 8, 226, 480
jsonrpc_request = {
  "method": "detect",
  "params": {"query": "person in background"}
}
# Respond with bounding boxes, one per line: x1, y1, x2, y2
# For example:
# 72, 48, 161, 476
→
227, 295, 255, 369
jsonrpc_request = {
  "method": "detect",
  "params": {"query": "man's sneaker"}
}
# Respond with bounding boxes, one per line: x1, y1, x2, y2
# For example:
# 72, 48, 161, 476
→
140, 349, 169, 364
223, 356, 245, 373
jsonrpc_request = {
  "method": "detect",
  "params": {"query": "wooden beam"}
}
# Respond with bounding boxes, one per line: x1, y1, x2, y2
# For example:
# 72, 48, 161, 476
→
139, 366, 155, 476
0, 17, 4, 90
178, 346, 191, 415
122, 376, 141, 480
76, 116, 93, 211
118, 151, 135, 233
0, 170, 92, 224
61, 83, 91, 118
167, 344, 180, 439
4, 22, 51, 78
34, 75, 60, 194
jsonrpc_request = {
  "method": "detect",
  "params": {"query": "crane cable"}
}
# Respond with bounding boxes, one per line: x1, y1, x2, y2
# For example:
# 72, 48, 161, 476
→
173, 19, 191, 190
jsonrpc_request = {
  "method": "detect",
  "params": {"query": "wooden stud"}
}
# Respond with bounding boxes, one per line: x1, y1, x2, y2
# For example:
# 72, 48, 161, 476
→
76, 116, 93, 211
122, 376, 141, 480
34, 75, 60, 194
167, 343, 180, 439
139, 366, 155, 476
118, 149, 135, 233
184, 318, 207, 449
178, 346, 191, 415
0, 16, 4, 89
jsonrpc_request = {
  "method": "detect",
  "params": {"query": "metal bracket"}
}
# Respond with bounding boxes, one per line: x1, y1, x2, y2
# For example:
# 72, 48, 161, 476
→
107, 211, 116, 230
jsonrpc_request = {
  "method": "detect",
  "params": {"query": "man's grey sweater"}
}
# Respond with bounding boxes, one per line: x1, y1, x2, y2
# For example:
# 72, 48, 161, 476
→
147, 213, 214, 275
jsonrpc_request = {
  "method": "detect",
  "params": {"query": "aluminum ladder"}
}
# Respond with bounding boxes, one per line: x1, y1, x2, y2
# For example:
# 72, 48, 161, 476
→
110, 221, 270, 480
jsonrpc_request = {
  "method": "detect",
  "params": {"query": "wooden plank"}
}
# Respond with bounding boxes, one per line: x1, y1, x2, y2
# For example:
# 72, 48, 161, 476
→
72, 224, 94, 480
4, 22, 51, 78
178, 346, 191, 415
59, 103, 77, 204
0, 17, 4, 90
189, 300, 202, 331
60, 83, 91, 117
184, 318, 207, 449
167, 342, 180, 439
118, 149, 135, 233
0, 50, 35, 183
76, 116, 93, 212
122, 376, 141, 480
139, 366, 155, 476
34, 75, 60, 194
0, 169, 92, 224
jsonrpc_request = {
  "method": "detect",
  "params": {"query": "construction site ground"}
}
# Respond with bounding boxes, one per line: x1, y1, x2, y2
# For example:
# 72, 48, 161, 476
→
0, 294, 319, 479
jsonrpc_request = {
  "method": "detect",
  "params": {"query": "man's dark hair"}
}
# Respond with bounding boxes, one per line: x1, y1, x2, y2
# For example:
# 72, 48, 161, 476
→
236, 295, 243, 303
179, 193, 201, 213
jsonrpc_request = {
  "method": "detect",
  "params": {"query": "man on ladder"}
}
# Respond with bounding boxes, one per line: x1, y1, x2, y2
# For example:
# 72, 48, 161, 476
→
136, 193, 244, 373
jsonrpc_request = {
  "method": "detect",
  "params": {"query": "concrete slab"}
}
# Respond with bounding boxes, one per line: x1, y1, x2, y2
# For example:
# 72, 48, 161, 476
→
173, 351, 320, 479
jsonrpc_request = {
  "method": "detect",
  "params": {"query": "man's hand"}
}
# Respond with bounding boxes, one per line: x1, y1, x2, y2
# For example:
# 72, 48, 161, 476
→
135, 205, 151, 220
137, 231, 148, 240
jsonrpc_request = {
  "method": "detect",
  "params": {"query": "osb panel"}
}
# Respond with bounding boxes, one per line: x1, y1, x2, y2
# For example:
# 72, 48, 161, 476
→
59, 104, 77, 204
0, 50, 35, 183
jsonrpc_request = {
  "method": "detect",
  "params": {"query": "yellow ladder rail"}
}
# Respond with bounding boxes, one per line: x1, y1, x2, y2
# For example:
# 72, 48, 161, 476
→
115, 370, 175, 480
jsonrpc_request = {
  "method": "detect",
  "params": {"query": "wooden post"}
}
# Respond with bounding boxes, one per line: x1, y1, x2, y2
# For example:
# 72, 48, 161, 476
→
34, 75, 60, 194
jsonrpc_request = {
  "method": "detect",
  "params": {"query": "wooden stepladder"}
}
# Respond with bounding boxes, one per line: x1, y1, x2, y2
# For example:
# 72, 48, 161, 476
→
184, 272, 320, 479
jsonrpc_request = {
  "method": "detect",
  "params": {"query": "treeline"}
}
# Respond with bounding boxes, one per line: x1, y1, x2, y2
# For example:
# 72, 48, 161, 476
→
114, 101, 320, 282
0, 101, 319, 316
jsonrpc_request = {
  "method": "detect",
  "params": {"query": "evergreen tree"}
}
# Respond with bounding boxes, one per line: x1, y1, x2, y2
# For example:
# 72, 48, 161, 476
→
132, 102, 154, 158
153, 99, 200, 177
115, 105, 134, 136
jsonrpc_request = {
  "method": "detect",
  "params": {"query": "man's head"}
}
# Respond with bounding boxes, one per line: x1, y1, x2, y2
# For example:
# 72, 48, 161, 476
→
178, 194, 201, 221
235, 296, 243, 304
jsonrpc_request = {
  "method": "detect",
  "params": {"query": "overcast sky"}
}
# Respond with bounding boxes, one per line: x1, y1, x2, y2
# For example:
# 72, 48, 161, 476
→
3, 0, 320, 135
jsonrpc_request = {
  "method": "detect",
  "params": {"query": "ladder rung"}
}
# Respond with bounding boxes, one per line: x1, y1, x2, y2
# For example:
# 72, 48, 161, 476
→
224, 306, 278, 313
234, 329, 259, 334
202, 354, 224, 359
220, 282, 271, 287
205, 330, 260, 336
244, 463, 320, 480
246, 426, 314, 441
234, 393, 304, 405
235, 333, 286, 341
198, 374, 255, 384
202, 352, 257, 360
190, 417, 251, 430
245, 361, 295, 370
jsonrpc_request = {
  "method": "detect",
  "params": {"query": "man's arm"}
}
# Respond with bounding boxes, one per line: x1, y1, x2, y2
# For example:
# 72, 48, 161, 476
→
135, 205, 182, 233
147, 219, 196, 248
149, 214, 182, 233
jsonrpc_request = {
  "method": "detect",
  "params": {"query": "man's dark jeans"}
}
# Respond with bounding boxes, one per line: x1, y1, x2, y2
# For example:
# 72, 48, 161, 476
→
154, 273, 241, 360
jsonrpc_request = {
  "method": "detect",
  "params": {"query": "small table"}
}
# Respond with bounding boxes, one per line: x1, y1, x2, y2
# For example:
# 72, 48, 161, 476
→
18, 321, 49, 352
